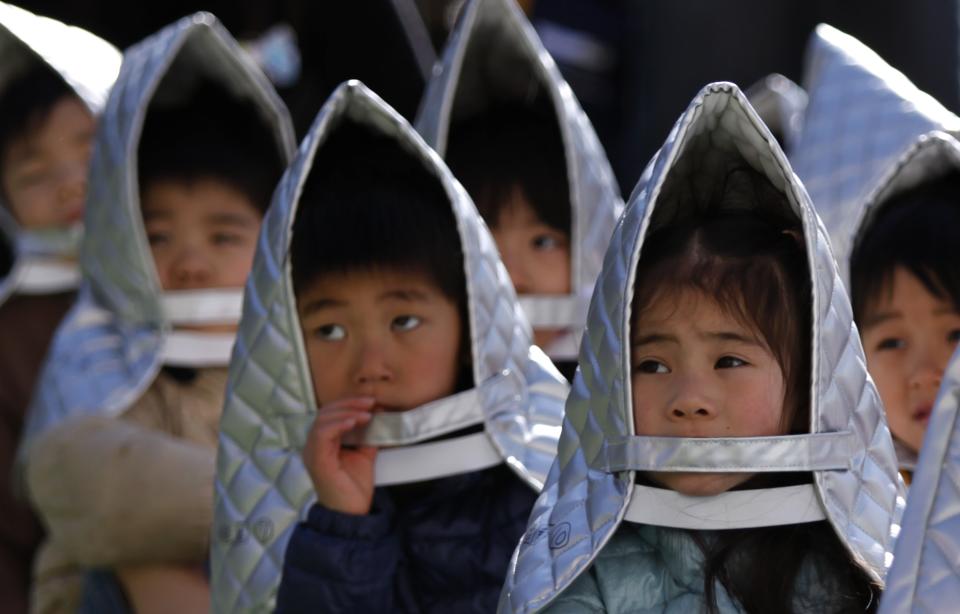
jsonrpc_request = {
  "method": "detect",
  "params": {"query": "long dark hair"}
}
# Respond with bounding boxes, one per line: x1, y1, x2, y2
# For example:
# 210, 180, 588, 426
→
631, 167, 880, 613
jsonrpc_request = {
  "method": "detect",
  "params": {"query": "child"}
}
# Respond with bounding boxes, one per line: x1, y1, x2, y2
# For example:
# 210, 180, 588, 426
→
18, 13, 294, 614
211, 80, 568, 612
500, 82, 904, 613
0, 5, 120, 613
414, 0, 623, 375
848, 133, 960, 475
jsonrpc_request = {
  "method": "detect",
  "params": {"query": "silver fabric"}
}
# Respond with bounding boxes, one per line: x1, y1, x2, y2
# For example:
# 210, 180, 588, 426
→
0, 1, 120, 306
413, 0, 623, 358
19, 13, 295, 451
499, 82, 905, 613
745, 73, 807, 151
211, 80, 569, 613
598, 432, 856, 473
161, 288, 245, 325
789, 24, 960, 261
880, 346, 960, 613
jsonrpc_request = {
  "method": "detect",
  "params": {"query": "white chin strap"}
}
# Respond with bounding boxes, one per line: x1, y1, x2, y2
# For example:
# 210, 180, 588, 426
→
623, 483, 826, 529
161, 289, 244, 325
374, 431, 502, 486
158, 289, 244, 367
14, 258, 81, 294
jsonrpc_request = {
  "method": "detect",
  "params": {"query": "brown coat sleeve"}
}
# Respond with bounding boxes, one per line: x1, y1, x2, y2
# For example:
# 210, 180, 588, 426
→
25, 415, 215, 567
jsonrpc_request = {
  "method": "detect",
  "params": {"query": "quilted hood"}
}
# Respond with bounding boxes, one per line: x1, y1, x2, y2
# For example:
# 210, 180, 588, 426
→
499, 82, 905, 613
413, 0, 623, 359
745, 73, 807, 152
789, 24, 960, 260
881, 344, 960, 613
19, 12, 295, 451
0, 1, 120, 305
211, 80, 568, 613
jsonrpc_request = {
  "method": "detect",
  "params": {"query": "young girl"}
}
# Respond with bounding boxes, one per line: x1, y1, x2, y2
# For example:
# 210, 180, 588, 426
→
500, 82, 904, 613
211, 80, 568, 613
414, 0, 623, 375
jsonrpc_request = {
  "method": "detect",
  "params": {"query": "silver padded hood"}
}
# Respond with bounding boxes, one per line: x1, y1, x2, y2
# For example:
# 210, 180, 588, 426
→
499, 82, 905, 613
211, 80, 568, 613
789, 24, 960, 261
0, 1, 120, 305
19, 13, 295, 451
881, 345, 960, 613
413, 0, 623, 355
745, 73, 807, 152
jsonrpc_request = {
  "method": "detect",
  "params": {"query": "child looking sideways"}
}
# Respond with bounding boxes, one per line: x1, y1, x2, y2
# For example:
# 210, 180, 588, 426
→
211, 81, 567, 613
500, 83, 903, 614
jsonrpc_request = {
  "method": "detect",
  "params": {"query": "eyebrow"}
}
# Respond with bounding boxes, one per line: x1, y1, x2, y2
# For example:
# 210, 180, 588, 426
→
300, 288, 432, 316
206, 212, 257, 227
632, 331, 761, 347
862, 310, 902, 328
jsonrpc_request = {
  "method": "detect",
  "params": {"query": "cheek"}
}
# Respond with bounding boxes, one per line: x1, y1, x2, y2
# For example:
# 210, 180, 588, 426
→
530, 249, 571, 294
305, 341, 344, 405
630, 375, 659, 435
737, 369, 787, 435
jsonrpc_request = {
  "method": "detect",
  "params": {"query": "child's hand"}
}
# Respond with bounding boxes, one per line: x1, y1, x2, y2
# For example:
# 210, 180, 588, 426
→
302, 397, 378, 515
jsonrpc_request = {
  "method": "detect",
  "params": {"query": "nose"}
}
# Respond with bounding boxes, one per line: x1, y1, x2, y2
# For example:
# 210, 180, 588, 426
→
668, 374, 718, 421
168, 246, 212, 290
908, 345, 945, 391
353, 335, 392, 390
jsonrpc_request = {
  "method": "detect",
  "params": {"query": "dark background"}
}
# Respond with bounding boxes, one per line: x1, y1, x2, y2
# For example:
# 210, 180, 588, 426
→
20, 0, 960, 193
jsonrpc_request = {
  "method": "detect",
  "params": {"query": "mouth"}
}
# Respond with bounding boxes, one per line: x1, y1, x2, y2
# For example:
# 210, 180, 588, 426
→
913, 404, 933, 423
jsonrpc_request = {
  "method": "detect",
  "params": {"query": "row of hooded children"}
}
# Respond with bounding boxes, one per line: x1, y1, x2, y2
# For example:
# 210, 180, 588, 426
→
0, 0, 957, 612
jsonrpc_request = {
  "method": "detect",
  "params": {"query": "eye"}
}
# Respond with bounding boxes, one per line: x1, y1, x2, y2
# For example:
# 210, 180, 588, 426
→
876, 337, 905, 351
532, 234, 559, 250
313, 323, 346, 341
715, 356, 747, 369
212, 232, 245, 246
949, 329, 960, 344
146, 231, 170, 246
635, 359, 669, 374
392, 315, 422, 332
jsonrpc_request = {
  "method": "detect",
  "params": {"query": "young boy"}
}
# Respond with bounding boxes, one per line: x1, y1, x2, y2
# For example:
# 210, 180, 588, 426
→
211, 80, 567, 613
850, 136, 960, 475
19, 14, 293, 614
414, 0, 623, 376
0, 6, 119, 612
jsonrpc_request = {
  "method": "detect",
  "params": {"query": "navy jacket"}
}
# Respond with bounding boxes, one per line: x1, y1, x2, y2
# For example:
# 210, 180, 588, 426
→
275, 464, 537, 613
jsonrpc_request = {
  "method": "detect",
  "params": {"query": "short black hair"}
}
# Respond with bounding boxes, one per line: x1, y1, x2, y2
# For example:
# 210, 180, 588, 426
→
291, 118, 467, 306
0, 65, 78, 170
445, 102, 570, 235
138, 82, 283, 214
851, 172, 960, 324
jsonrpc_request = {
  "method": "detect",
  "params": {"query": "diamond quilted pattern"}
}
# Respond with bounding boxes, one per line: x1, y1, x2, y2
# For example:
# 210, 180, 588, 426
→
0, 2, 120, 307
500, 82, 904, 613
788, 24, 960, 263
20, 13, 295, 454
413, 0, 622, 339
881, 346, 960, 612
211, 81, 568, 612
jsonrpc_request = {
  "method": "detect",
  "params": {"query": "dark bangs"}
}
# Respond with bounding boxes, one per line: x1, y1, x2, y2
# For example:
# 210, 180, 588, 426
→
445, 102, 570, 235
290, 118, 467, 314
851, 172, 960, 325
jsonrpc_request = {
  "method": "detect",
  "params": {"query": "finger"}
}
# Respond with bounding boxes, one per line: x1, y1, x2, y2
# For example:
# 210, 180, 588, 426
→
320, 397, 376, 412
312, 408, 374, 428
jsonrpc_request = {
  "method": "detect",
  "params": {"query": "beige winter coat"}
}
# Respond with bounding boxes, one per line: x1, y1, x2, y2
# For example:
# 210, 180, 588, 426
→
25, 368, 227, 614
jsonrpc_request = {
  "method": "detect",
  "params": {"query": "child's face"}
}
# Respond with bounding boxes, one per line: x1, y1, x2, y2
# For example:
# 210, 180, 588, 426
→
298, 269, 463, 413
142, 178, 262, 298
860, 266, 960, 454
490, 188, 570, 348
0, 96, 94, 229
631, 287, 787, 496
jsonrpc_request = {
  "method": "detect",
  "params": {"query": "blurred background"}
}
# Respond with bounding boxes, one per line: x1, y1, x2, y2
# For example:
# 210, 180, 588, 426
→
21, 0, 960, 194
